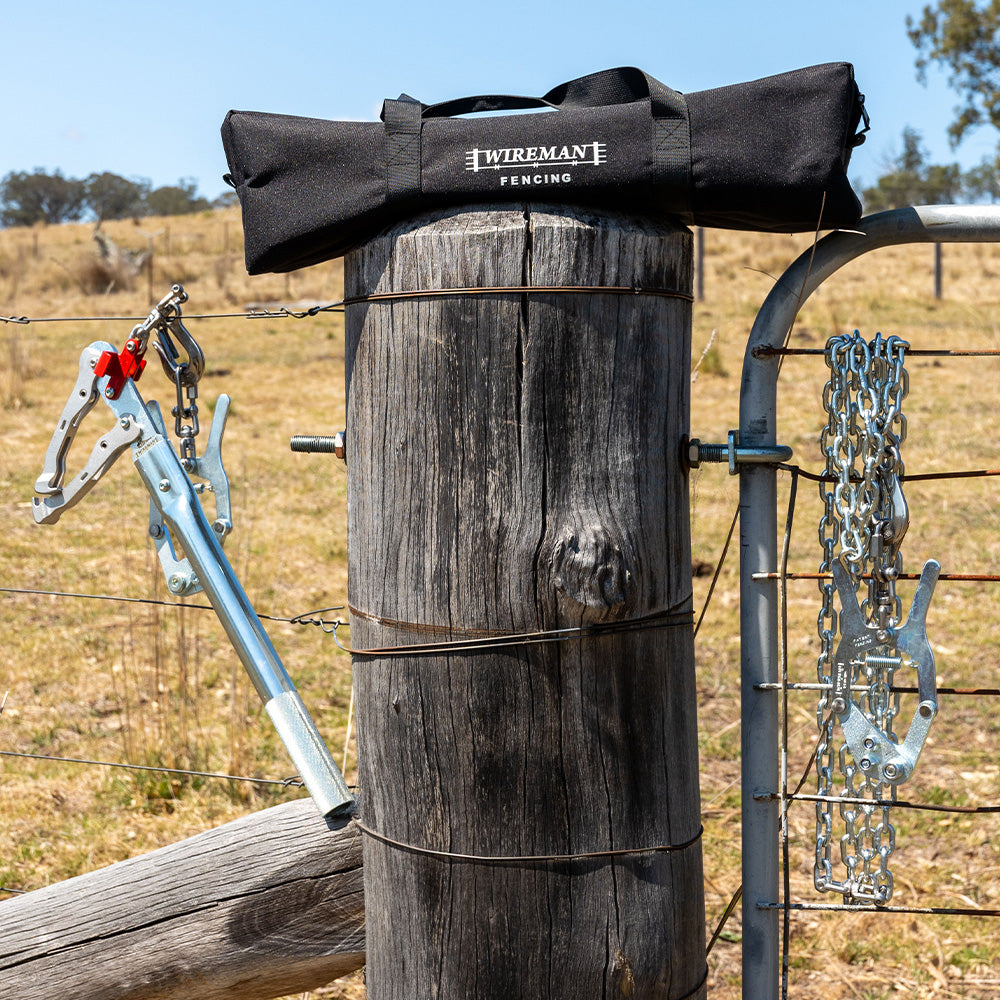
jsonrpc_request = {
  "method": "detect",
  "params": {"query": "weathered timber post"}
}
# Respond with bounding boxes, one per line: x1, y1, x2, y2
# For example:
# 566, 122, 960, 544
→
346, 205, 705, 999
0, 801, 364, 1000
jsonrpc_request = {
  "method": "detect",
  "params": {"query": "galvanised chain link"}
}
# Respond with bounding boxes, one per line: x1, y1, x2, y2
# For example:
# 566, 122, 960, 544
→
815, 330, 908, 904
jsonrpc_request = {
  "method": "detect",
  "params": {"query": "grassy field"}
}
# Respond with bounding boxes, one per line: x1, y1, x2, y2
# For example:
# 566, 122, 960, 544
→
2, 207, 1000, 998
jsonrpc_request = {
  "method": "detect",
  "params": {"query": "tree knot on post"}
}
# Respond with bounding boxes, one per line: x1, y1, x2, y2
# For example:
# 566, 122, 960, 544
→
550, 521, 635, 611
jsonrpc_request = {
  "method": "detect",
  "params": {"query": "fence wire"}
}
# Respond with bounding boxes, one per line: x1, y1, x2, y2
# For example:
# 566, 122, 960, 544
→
1, 302, 346, 325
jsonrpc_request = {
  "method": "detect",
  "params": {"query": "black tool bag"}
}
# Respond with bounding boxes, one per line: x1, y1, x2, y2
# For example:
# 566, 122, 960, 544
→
221, 63, 867, 274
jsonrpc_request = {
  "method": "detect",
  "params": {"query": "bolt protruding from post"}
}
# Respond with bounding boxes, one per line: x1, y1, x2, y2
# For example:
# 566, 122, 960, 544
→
290, 431, 347, 461
686, 431, 793, 474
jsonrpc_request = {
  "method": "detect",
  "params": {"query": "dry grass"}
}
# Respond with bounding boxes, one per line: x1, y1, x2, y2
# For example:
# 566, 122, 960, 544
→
2, 210, 1000, 999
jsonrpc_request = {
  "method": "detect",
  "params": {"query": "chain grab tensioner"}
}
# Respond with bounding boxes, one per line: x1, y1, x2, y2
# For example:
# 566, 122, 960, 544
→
815, 330, 939, 904
31, 285, 353, 818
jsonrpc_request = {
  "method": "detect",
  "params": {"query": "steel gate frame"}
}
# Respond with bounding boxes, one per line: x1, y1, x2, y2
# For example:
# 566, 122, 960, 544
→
738, 204, 1000, 999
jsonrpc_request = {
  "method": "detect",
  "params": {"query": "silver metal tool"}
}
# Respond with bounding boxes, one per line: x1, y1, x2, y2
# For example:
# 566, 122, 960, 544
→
829, 557, 940, 787
32, 287, 354, 819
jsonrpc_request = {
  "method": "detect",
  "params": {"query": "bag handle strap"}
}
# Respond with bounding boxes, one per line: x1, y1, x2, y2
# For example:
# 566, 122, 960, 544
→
420, 94, 556, 118
381, 68, 691, 214
416, 67, 685, 119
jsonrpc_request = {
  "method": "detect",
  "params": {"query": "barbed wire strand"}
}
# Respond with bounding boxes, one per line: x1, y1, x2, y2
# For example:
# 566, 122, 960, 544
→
774, 791, 1000, 815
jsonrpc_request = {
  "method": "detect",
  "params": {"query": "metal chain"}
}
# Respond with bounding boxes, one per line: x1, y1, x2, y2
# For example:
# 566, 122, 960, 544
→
816, 330, 908, 904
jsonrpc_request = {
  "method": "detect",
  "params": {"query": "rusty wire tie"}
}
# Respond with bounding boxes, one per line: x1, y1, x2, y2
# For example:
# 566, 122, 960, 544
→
341, 284, 695, 306
352, 818, 703, 865
327, 602, 695, 656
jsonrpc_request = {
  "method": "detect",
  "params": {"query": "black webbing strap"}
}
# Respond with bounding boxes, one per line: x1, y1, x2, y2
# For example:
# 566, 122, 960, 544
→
383, 95, 422, 203
649, 82, 692, 219
542, 67, 691, 214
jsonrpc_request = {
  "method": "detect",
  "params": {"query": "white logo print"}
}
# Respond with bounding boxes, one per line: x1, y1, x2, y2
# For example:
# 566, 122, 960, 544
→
465, 142, 607, 173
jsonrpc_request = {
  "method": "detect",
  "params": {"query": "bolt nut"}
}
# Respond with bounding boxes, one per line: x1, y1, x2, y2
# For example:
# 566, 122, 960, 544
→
831, 697, 847, 715
882, 763, 900, 781
863, 738, 875, 750
158, 479, 170, 492
168, 575, 185, 593
119, 416, 131, 430
149, 524, 163, 539
859, 757, 872, 771
334, 430, 347, 462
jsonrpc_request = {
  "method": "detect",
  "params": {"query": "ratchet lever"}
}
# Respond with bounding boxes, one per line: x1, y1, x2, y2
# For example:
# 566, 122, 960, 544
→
35, 344, 106, 496
830, 558, 940, 785
32, 343, 141, 524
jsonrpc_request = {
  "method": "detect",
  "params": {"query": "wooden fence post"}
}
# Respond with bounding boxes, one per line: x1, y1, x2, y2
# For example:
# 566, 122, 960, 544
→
345, 205, 705, 999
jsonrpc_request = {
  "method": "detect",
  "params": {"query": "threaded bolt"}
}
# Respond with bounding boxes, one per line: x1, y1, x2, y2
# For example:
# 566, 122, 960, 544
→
290, 431, 347, 461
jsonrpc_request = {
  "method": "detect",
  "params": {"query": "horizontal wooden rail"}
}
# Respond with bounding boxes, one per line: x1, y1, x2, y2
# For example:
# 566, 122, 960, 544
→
0, 800, 364, 1000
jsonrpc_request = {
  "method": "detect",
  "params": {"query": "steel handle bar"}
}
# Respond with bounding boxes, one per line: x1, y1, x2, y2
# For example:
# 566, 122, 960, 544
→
104, 372, 354, 819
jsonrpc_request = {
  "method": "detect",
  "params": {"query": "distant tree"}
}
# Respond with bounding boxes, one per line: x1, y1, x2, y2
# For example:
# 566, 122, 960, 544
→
925, 162, 965, 201
862, 127, 963, 210
84, 172, 150, 221
212, 190, 239, 209
908, 0, 1000, 146
144, 178, 211, 217
0, 169, 87, 226
963, 155, 1000, 199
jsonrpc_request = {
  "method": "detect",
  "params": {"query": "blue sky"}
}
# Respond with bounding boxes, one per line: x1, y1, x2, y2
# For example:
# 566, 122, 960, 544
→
3, 0, 996, 201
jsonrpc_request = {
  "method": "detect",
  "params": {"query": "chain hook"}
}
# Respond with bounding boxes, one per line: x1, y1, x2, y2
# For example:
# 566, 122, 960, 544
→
153, 314, 204, 387
145, 287, 204, 467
